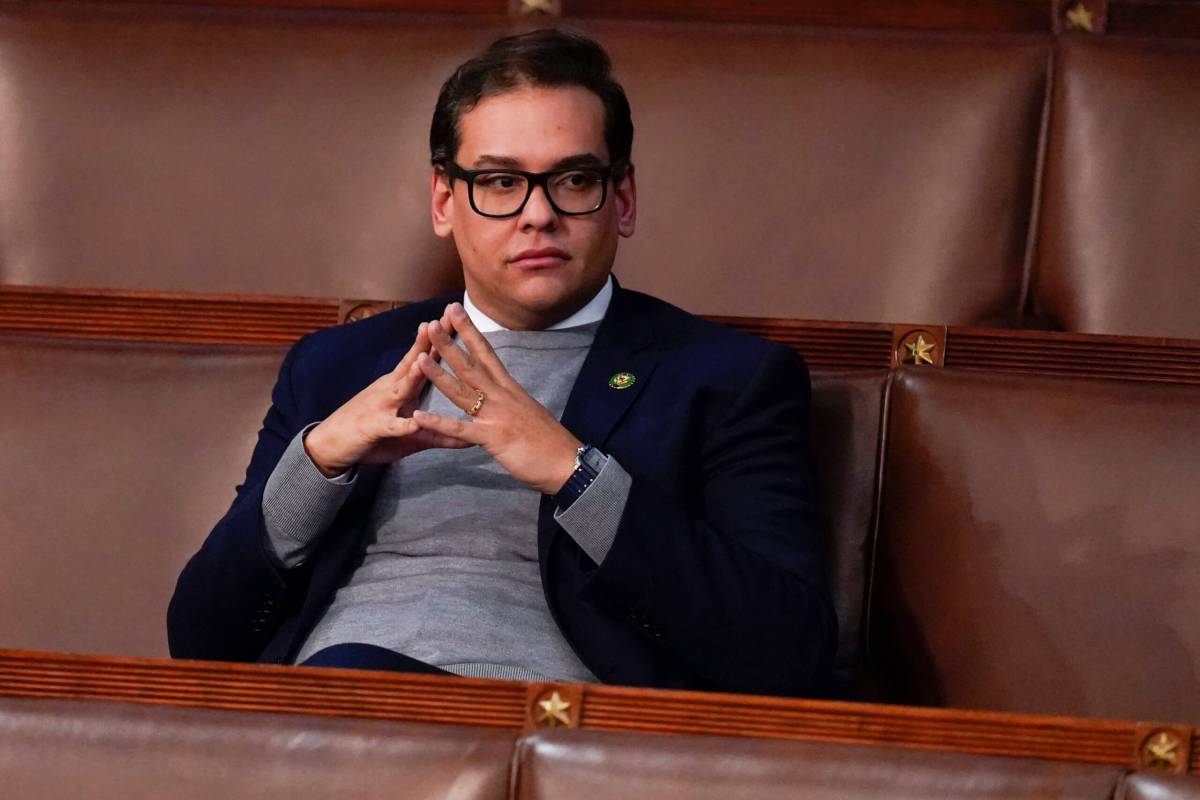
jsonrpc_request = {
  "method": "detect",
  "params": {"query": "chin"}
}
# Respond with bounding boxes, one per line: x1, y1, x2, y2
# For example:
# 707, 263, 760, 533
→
511, 275, 584, 310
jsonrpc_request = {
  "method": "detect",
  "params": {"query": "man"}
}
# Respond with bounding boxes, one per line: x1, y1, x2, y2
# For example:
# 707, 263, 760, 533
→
168, 28, 835, 697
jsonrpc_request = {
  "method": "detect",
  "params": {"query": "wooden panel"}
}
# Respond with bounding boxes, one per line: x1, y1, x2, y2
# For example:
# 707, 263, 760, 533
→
0, 649, 1196, 773
582, 685, 1135, 766
8, 285, 1200, 385
32, 0, 1200, 37
0, 285, 338, 346
565, 0, 1050, 31
704, 316, 894, 370
944, 327, 1200, 385
101, 0, 1054, 31
0, 649, 525, 728
129, 0, 505, 14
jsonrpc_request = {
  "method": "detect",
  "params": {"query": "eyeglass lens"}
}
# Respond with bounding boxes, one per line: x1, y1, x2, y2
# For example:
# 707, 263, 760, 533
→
471, 170, 606, 216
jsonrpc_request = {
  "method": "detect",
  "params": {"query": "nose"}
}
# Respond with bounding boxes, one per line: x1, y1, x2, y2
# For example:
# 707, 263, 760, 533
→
518, 183, 559, 231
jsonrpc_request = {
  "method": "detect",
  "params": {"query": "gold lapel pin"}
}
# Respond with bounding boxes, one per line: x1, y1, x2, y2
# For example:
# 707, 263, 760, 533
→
608, 372, 636, 390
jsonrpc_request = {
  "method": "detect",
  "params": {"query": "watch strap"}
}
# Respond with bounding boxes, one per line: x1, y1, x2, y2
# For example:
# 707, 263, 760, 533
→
554, 445, 607, 511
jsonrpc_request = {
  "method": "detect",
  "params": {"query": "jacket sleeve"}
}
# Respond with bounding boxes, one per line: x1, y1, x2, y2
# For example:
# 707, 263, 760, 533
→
579, 344, 837, 697
167, 338, 312, 662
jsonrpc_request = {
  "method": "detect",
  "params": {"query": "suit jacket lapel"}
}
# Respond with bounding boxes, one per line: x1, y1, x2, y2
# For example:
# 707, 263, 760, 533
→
560, 286, 658, 453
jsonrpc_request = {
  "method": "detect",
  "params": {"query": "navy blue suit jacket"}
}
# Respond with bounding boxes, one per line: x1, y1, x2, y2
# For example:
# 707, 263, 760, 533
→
168, 286, 836, 696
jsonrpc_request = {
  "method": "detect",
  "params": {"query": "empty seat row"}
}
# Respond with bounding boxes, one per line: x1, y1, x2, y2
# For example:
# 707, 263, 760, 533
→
2, 695, 1196, 799
1, 2, 1199, 337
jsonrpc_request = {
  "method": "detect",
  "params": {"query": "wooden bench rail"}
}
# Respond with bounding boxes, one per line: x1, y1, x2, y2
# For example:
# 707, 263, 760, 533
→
112, 0, 1200, 38
0, 649, 1195, 775
6, 284, 1200, 385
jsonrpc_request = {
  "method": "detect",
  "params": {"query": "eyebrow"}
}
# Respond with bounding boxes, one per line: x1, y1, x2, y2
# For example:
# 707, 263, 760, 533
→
471, 153, 606, 170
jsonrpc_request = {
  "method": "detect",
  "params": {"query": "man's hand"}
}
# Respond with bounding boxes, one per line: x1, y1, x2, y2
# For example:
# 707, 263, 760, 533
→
413, 303, 582, 495
303, 313, 470, 477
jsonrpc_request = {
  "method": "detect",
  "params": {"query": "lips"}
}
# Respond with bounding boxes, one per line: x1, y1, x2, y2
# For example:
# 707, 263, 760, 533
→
509, 247, 571, 270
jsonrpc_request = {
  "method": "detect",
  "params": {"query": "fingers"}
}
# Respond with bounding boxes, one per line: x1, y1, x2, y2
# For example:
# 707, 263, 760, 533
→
443, 303, 507, 377
388, 360, 426, 407
425, 318, 477, 382
380, 414, 470, 450
416, 431, 473, 450
417, 351, 482, 413
390, 322, 431, 377
390, 308, 451, 378
413, 409, 486, 445
426, 303, 507, 388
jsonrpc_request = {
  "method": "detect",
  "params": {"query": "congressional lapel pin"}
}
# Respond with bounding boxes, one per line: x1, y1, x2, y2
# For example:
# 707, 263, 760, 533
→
608, 372, 636, 390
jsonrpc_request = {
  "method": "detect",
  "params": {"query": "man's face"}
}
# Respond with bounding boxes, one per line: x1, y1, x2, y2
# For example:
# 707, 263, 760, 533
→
432, 84, 636, 331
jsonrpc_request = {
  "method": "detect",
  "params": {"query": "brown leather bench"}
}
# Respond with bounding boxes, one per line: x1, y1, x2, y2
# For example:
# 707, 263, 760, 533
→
6, 4, 1200, 338
1032, 36, 1200, 338
7, 322, 1199, 727
0, 0, 1044, 325
0, 336, 283, 657
869, 368, 1200, 721
0, 696, 515, 800
0, 332, 891, 684
2, 0, 1200, 725
2, 692, 1197, 800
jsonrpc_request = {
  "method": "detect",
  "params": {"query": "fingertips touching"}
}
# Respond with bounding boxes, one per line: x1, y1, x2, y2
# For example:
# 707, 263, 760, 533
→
417, 352, 440, 373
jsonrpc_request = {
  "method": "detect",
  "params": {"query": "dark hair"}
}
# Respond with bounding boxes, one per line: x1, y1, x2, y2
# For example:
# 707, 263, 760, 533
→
430, 28, 633, 179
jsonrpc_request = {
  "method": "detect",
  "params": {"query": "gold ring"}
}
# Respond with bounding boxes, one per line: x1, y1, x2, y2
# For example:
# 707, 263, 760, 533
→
467, 390, 486, 416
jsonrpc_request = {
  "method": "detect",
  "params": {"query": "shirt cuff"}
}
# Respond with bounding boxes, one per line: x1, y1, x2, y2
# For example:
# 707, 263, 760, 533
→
263, 423, 356, 568
553, 455, 632, 566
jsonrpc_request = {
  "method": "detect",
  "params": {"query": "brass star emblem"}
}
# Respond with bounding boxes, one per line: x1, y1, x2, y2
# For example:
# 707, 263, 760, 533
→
1143, 731, 1180, 769
520, 0, 553, 11
536, 691, 572, 728
904, 334, 936, 366
1065, 2, 1095, 31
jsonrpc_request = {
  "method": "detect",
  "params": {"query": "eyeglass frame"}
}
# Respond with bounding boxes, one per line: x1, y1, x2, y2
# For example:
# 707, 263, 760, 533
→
439, 161, 622, 219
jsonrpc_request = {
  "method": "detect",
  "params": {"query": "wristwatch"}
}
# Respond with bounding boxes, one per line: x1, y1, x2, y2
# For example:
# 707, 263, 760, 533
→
553, 444, 608, 511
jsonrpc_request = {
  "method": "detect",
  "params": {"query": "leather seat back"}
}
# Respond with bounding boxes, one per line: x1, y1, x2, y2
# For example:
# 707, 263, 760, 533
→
871, 368, 1200, 720
809, 369, 889, 687
0, 697, 514, 800
514, 728, 1127, 799
1, 3, 1047, 325
1033, 37, 1200, 338
0, 337, 283, 657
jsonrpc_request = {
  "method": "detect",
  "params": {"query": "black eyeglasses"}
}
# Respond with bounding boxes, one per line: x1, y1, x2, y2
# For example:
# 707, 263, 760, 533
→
442, 162, 616, 218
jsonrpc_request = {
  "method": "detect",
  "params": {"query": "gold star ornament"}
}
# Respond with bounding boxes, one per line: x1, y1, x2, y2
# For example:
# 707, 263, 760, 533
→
1065, 2, 1095, 32
904, 334, 936, 366
1143, 731, 1181, 769
536, 691, 573, 728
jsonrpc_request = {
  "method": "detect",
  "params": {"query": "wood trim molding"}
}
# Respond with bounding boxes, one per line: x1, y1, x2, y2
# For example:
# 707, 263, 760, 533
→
7, 285, 1200, 385
1, 649, 1195, 773
943, 327, 1200, 385
704, 316, 894, 370
113, 0, 1052, 32
28, 0, 1200, 37
563, 0, 1050, 32
0, 285, 338, 346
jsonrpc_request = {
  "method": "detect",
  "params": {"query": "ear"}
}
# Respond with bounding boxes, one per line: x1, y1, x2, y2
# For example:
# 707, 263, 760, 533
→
614, 164, 637, 238
431, 167, 454, 239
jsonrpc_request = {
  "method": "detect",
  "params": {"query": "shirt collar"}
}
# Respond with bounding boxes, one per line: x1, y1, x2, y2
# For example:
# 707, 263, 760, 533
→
462, 275, 614, 333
